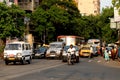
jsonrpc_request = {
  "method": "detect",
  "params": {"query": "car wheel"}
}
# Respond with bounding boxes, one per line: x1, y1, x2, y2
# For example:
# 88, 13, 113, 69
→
62, 59, 67, 62
76, 56, 79, 63
59, 53, 62, 60
27, 57, 32, 64
21, 58, 26, 65
5, 61, 9, 65
13, 61, 16, 65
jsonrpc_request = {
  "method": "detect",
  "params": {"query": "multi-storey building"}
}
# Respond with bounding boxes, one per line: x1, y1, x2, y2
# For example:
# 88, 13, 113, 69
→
1, 0, 100, 15
17, 0, 41, 11
77, 0, 100, 16
1, 0, 41, 11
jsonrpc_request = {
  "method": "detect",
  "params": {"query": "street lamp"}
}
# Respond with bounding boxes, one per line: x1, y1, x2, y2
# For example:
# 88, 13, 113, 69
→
24, 17, 30, 34
24, 17, 30, 42
43, 26, 46, 44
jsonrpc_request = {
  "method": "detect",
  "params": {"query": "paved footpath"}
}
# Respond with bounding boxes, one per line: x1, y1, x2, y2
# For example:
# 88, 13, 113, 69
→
0, 58, 4, 63
89, 56, 120, 68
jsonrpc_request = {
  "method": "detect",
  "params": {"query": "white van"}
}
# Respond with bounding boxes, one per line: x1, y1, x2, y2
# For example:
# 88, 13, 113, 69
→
4, 41, 32, 65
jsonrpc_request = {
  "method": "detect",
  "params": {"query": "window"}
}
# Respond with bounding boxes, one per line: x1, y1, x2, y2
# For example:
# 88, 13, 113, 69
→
94, 10, 97, 13
22, 44, 24, 50
18, 0, 22, 2
9, 0, 14, 2
5, 44, 21, 50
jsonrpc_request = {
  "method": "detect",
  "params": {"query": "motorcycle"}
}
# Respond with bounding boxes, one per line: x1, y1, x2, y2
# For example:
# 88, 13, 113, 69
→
67, 51, 76, 65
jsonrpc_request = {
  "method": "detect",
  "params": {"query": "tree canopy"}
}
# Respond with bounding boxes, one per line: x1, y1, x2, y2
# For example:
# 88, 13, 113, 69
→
31, 0, 81, 43
0, 3, 25, 40
0, 1, 117, 44
31, 0, 116, 44
112, 0, 120, 14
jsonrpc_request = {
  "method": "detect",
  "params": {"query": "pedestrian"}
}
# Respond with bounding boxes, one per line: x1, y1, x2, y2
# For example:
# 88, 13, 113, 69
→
89, 46, 93, 58
104, 48, 109, 62
111, 46, 118, 61
116, 45, 120, 61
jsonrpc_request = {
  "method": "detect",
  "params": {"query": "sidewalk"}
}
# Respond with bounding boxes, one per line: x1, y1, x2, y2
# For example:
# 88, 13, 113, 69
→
0, 58, 4, 64
95, 56, 120, 68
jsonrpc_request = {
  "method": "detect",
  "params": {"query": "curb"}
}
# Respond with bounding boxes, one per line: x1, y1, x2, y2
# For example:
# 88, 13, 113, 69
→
96, 56, 120, 68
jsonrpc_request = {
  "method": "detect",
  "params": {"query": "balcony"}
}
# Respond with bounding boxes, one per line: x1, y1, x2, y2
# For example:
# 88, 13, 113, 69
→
18, 2, 39, 11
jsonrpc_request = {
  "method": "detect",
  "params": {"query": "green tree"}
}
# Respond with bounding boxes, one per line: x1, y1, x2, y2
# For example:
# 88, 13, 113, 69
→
0, 3, 25, 42
0, 3, 25, 57
76, 7, 115, 43
100, 7, 116, 43
112, 0, 120, 14
31, 0, 81, 43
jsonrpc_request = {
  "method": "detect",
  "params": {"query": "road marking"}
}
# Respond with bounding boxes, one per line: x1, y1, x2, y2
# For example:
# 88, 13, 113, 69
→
1, 63, 65, 80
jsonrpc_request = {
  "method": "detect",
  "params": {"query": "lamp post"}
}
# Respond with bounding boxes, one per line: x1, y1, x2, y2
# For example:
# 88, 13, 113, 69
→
24, 17, 30, 41
44, 26, 47, 44
24, 17, 30, 34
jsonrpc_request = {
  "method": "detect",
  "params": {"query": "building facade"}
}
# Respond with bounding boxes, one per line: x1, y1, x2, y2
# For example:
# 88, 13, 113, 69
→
0, 0, 41, 11
17, 0, 41, 11
1, 0, 100, 16
77, 0, 100, 16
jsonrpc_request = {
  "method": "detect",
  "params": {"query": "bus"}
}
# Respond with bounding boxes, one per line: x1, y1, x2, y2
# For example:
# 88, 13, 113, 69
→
57, 35, 84, 46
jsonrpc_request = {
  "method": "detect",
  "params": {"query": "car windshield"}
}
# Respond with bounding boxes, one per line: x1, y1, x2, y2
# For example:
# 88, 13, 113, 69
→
50, 44, 62, 48
106, 47, 112, 51
82, 47, 90, 50
93, 47, 97, 51
5, 44, 21, 50
64, 46, 79, 51
63, 46, 70, 51
37, 47, 46, 53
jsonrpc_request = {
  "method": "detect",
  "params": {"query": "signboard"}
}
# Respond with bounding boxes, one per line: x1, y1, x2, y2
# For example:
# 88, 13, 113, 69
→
110, 18, 117, 29
114, 7, 120, 22
117, 22, 120, 29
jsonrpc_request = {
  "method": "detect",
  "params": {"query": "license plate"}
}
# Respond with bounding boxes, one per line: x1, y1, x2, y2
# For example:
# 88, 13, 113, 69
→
35, 54, 40, 56
8, 58, 15, 60
50, 55, 56, 57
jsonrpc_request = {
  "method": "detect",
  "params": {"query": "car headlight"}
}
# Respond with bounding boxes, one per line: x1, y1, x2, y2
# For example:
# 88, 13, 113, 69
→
16, 53, 22, 57
4, 53, 8, 58
57, 50, 61, 54
46, 51, 49, 54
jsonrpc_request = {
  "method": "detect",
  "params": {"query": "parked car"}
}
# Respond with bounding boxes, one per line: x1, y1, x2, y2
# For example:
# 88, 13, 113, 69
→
80, 45, 92, 57
45, 42, 65, 59
62, 45, 80, 63
34, 47, 47, 59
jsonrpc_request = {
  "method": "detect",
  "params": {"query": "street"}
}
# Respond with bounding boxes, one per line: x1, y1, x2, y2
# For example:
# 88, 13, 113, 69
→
0, 57, 120, 80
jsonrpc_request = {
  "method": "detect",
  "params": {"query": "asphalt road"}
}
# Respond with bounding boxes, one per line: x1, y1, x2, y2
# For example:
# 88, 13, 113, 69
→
0, 56, 120, 80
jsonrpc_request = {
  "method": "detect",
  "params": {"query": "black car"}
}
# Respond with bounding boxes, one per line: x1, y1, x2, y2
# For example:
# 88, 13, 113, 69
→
34, 47, 47, 59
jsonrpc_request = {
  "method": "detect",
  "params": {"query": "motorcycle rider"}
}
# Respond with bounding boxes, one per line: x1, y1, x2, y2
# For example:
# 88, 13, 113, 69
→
67, 44, 76, 54
67, 44, 76, 64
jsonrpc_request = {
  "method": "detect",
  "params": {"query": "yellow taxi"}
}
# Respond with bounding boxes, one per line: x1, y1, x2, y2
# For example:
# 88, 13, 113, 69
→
80, 45, 91, 57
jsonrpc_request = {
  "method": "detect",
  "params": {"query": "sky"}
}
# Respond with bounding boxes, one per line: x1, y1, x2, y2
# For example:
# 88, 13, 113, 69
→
100, 0, 112, 11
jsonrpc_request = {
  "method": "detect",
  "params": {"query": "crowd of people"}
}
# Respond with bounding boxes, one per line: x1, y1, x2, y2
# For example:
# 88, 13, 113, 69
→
98, 45, 120, 62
